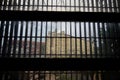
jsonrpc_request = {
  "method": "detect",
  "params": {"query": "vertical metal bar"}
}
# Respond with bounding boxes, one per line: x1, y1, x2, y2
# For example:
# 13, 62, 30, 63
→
46, 0, 48, 11
35, 21, 39, 57
40, 21, 43, 58
8, 21, 14, 57
36, 0, 39, 10
27, 0, 30, 11
45, 21, 48, 58
91, 0, 94, 12
55, 22, 57, 58
65, 71, 67, 80
3, 0, 7, 10
84, 22, 87, 58
78, 0, 80, 11
79, 22, 82, 58
2, 21, 9, 57
112, 0, 116, 12
50, 21, 52, 58
8, 0, 12, 10
32, 0, 35, 10
111, 23, 116, 58
24, 21, 28, 58
70, 0, 71, 11
18, 21, 23, 58
33, 71, 35, 80
101, 22, 107, 58
51, 0, 53, 11
13, 0, 17, 10
93, 22, 97, 58
70, 21, 72, 57
29, 21, 33, 58
83, 0, 85, 12
65, 22, 67, 57
55, 0, 57, 11
70, 71, 72, 80
75, 22, 77, 58
118, 0, 120, 12
60, 22, 62, 57
96, 0, 99, 12
12, 21, 19, 58
97, 22, 102, 58
18, 0, 21, 10
104, 0, 108, 12
109, 0, 112, 12
87, 0, 90, 12
89, 22, 92, 58
74, 0, 76, 11
0, 21, 5, 55
99, 0, 103, 12
65, 0, 67, 11
34, 21, 38, 58
23, 0, 26, 10
115, 23, 120, 58
0, 0, 4, 10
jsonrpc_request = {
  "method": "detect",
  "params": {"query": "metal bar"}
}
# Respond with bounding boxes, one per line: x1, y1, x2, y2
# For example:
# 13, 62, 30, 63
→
34, 21, 37, 58
23, 0, 26, 10
12, 21, 19, 57
29, 21, 33, 58
55, 22, 57, 58
27, 0, 30, 10
101, 22, 107, 58
24, 21, 28, 58
89, 22, 92, 58
79, 22, 82, 58
34, 21, 38, 57
2, 21, 9, 57
8, 0, 12, 10
1, 35, 119, 39
45, 21, 47, 58
70, 22, 72, 58
60, 22, 62, 58
3, 0, 7, 10
93, 22, 97, 58
0, 21, 5, 55
109, 0, 112, 12
50, 21, 52, 58
1, 11, 120, 22
40, 21, 43, 58
97, 22, 102, 58
18, 21, 23, 58
84, 22, 87, 58
65, 22, 67, 57
18, 0, 21, 10
75, 22, 77, 58
0, 0, 3, 9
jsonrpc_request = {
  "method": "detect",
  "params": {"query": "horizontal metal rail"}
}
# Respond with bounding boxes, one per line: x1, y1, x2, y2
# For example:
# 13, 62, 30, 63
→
0, 11, 120, 22
0, 58, 120, 70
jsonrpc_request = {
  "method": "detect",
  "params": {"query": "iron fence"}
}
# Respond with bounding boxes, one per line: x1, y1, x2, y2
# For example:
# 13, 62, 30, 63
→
0, 0, 120, 80
0, 0, 120, 12
0, 21, 120, 58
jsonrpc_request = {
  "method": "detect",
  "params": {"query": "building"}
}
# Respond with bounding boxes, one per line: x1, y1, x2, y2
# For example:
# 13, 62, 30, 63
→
10, 40, 45, 58
46, 31, 94, 58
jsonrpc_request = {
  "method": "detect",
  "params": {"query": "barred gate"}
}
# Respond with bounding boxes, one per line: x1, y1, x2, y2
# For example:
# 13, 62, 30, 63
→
0, 0, 120, 80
